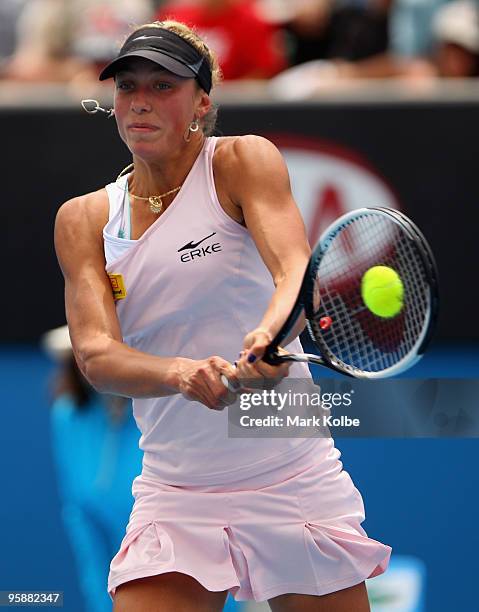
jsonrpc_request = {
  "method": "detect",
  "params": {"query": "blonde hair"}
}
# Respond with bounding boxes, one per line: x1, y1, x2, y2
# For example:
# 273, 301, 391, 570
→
130, 20, 223, 136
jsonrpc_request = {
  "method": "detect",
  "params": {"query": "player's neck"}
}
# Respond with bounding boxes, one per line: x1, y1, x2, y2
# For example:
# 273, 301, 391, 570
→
130, 136, 206, 196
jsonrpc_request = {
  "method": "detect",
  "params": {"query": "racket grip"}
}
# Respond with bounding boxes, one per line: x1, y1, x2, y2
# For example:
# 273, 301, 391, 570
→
220, 374, 241, 394
262, 349, 286, 366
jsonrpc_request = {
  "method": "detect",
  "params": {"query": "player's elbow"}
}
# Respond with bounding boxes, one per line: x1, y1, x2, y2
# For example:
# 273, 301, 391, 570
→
82, 360, 108, 394
75, 338, 113, 393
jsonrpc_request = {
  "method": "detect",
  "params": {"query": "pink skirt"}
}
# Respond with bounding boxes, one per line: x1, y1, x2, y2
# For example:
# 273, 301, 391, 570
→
108, 440, 391, 602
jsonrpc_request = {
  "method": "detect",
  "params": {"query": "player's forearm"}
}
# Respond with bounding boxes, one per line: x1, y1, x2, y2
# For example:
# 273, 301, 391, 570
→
76, 337, 184, 398
257, 267, 307, 341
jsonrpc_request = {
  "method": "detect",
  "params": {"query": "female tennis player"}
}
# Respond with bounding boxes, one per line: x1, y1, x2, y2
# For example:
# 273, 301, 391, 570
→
54, 20, 391, 612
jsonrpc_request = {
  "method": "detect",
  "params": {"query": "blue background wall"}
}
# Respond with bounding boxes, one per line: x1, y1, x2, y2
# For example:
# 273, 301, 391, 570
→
1, 345, 478, 611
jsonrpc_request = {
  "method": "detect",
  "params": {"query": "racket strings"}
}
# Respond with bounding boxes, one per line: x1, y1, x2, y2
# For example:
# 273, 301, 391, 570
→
317, 217, 399, 370
396, 235, 430, 356
309, 212, 431, 374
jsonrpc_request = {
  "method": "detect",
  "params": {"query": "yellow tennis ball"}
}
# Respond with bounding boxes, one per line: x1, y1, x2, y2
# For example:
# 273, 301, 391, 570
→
361, 266, 404, 318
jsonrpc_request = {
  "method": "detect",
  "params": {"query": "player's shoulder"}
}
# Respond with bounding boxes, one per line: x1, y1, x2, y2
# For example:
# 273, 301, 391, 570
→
214, 134, 284, 174
55, 187, 109, 232
216, 134, 280, 157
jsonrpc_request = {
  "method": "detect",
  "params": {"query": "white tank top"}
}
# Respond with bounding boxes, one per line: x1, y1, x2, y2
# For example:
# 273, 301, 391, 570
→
103, 137, 328, 485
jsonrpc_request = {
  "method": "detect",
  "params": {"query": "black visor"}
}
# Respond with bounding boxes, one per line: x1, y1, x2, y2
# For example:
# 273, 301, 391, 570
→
99, 26, 212, 94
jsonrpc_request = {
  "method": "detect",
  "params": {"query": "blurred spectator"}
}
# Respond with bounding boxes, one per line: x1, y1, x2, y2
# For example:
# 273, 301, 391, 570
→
283, 0, 391, 66
42, 326, 143, 612
0, 0, 28, 60
390, 0, 450, 57
433, 0, 479, 76
270, 0, 479, 97
156, 0, 287, 79
4, 0, 153, 82
352, 0, 479, 77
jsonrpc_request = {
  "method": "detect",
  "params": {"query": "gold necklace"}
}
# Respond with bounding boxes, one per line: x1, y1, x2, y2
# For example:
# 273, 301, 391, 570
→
116, 163, 182, 214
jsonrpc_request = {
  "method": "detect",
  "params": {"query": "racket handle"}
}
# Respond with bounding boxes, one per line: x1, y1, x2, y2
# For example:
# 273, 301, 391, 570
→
262, 349, 285, 366
220, 374, 241, 393
265, 352, 327, 365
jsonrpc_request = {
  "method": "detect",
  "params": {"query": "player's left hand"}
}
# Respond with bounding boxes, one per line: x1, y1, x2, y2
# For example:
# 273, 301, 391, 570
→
236, 328, 290, 386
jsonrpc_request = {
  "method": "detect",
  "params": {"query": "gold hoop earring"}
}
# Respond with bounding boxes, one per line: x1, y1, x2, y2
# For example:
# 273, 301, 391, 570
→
184, 118, 200, 142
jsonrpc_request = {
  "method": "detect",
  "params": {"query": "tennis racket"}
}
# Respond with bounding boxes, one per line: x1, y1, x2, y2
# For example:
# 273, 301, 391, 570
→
227, 207, 439, 383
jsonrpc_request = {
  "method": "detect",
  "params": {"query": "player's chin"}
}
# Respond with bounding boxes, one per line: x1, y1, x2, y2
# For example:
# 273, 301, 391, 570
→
127, 136, 163, 156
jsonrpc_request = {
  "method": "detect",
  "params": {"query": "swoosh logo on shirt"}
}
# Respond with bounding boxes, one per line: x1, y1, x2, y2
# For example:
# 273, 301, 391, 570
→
177, 232, 217, 252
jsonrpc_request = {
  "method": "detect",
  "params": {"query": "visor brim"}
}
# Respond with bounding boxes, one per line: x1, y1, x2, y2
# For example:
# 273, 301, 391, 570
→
99, 49, 197, 81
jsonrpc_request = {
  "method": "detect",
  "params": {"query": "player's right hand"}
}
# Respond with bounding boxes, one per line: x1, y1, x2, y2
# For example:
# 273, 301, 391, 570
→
176, 357, 238, 411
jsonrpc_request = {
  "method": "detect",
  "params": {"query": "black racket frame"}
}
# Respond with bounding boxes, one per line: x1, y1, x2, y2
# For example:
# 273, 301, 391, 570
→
263, 207, 439, 377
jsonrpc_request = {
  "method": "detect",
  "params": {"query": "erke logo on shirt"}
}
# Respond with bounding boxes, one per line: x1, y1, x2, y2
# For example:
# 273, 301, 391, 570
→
178, 231, 222, 263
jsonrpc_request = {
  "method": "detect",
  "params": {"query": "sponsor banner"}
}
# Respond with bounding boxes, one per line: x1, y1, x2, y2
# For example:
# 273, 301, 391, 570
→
227, 378, 479, 438
270, 135, 400, 245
